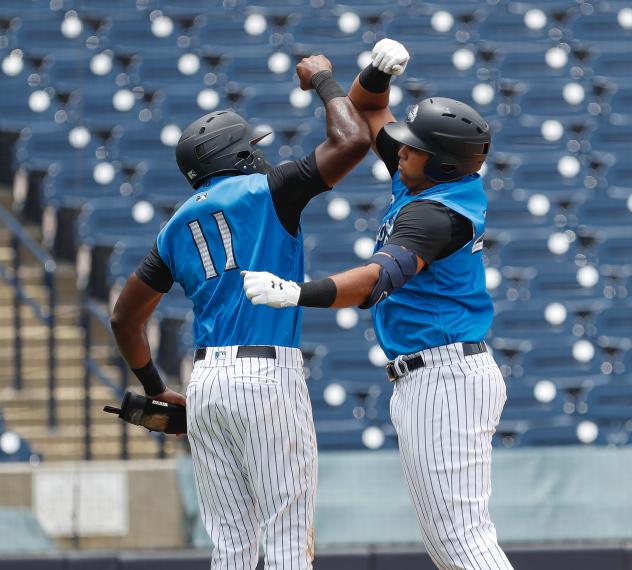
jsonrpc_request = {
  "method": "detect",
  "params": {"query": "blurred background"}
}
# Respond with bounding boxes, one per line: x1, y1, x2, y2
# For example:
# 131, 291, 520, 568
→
0, 0, 631, 568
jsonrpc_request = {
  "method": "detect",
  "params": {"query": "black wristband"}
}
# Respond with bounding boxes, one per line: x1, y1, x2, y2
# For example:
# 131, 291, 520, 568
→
310, 70, 346, 105
359, 64, 392, 93
131, 359, 167, 397
297, 278, 337, 308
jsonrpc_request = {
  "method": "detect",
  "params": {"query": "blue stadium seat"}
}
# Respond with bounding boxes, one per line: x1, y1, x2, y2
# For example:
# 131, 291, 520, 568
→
571, 5, 632, 42
198, 13, 272, 48
74, 84, 143, 127
328, 350, 385, 386
486, 199, 554, 229
529, 262, 602, 300
16, 125, 96, 164
242, 82, 318, 120
520, 342, 603, 381
517, 422, 607, 447
497, 43, 572, 80
105, 15, 177, 52
135, 50, 198, 84
590, 123, 632, 151
478, 7, 549, 42
499, 230, 576, 266
577, 194, 632, 228
115, 124, 172, 164
292, 14, 364, 46
306, 232, 372, 277
501, 384, 566, 421
77, 198, 165, 298
590, 46, 632, 79
0, 82, 57, 127
586, 384, 632, 425
15, 15, 86, 51
0, 436, 38, 462
595, 304, 632, 338
492, 301, 573, 341
134, 167, 192, 212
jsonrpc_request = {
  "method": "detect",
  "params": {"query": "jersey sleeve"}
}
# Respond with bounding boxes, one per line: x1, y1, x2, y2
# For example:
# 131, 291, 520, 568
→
267, 150, 331, 236
375, 127, 401, 177
135, 242, 174, 293
386, 201, 470, 268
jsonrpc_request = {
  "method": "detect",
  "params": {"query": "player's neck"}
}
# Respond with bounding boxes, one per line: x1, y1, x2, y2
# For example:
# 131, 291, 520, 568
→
409, 179, 435, 195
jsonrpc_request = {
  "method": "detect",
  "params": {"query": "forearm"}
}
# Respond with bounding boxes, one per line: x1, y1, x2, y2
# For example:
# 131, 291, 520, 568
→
297, 264, 380, 309
111, 324, 152, 369
349, 67, 391, 111
312, 71, 371, 185
323, 95, 370, 149
329, 265, 380, 307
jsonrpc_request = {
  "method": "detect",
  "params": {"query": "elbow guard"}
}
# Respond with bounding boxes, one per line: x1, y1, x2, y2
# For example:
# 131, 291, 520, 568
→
359, 244, 418, 309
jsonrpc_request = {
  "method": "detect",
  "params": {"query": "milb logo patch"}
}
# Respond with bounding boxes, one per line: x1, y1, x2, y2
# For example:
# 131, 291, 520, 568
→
472, 234, 484, 254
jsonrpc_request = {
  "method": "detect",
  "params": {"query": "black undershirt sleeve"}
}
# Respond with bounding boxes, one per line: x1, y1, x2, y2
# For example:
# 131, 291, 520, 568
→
267, 150, 331, 236
386, 201, 473, 268
135, 242, 174, 293
375, 127, 401, 177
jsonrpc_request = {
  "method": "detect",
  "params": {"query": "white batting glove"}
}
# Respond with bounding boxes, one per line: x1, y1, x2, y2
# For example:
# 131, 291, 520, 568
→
241, 271, 301, 308
371, 38, 410, 76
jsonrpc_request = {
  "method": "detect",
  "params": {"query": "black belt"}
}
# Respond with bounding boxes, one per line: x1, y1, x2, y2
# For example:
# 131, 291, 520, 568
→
386, 341, 488, 382
194, 345, 277, 362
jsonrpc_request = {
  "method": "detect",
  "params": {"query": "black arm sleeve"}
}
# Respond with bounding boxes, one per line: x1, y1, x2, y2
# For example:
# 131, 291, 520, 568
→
267, 150, 331, 236
375, 127, 401, 177
387, 201, 472, 268
135, 242, 174, 293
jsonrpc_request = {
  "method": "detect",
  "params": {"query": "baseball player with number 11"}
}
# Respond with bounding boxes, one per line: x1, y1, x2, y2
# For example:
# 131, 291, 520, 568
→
243, 39, 514, 570
111, 54, 370, 569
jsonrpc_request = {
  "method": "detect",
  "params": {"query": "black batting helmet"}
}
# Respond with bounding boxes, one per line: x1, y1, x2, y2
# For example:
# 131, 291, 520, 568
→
176, 110, 270, 188
384, 96, 491, 182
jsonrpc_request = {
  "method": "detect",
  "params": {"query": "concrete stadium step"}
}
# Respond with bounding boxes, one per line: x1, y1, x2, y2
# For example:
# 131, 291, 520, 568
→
31, 428, 181, 461
0, 304, 79, 327
1, 385, 116, 424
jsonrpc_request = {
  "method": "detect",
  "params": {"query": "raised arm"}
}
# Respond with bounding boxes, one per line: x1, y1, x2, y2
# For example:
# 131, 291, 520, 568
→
296, 55, 371, 187
348, 39, 410, 156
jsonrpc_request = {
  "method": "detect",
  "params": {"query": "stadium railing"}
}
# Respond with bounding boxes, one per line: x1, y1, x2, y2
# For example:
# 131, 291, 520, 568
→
0, 202, 57, 429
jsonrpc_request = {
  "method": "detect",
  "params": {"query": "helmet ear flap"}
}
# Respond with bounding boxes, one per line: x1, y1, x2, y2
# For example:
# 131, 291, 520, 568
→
424, 155, 459, 182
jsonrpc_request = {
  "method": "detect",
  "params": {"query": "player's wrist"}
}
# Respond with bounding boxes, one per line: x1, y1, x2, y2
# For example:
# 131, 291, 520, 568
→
297, 278, 337, 308
311, 70, 346, 105
131, 358, 167, 397
359, 64, 392, 93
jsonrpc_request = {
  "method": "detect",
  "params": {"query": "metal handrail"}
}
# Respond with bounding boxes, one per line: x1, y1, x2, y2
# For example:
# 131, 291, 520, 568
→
0, 203, 57, 429
82, 298, 166, 460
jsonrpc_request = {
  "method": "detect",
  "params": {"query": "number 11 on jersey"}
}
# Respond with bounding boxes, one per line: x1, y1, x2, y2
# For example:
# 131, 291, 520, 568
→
187, 211, 238, 280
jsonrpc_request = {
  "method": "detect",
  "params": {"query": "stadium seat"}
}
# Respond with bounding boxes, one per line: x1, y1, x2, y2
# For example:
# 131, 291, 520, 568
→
5, 0, 632, 450
77, 198, 165, 298
501, 384, 566, 421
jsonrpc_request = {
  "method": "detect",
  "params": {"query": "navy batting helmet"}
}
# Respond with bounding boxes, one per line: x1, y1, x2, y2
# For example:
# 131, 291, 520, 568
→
176, 110, 271, 188
384, 97, 491, 182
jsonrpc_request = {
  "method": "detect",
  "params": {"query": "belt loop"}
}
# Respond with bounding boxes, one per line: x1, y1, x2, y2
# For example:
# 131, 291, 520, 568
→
393, 355, 409, 378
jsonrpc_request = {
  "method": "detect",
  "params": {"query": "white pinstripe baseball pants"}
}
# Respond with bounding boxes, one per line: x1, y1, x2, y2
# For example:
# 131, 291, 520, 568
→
389, 343, 513, 570
186, 346, 317, 570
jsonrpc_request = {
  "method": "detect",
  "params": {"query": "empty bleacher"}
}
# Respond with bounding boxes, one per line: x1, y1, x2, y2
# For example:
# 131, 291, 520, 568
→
1, 0, 631, 457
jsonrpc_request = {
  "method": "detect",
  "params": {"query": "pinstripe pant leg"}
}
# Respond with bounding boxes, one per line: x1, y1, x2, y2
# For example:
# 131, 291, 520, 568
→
391, 356, 513, 570
244, 367, 317, 570
187, 366, 260, 570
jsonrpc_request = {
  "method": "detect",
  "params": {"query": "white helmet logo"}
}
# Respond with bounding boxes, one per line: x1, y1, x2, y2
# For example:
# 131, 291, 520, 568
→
406, 104, 419, 123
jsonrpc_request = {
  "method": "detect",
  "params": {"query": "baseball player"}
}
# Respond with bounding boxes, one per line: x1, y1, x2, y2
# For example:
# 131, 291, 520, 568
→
110, 54, 370, 570
242, 40, 514, 570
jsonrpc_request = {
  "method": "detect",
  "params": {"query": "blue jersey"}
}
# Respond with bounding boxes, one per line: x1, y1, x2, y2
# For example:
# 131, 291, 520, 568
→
372, 172, 493, 359
156, 174, 304, 348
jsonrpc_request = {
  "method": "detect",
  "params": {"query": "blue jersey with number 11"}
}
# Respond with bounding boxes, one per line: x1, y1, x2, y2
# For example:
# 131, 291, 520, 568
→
156, 174, 304, 349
